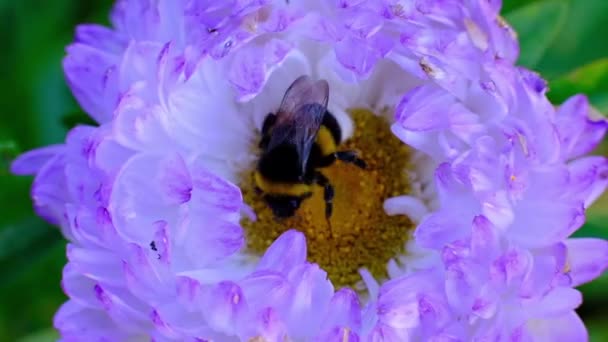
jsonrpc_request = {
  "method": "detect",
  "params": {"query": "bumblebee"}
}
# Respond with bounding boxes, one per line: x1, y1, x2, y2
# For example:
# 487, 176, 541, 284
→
254, 75, 367, 219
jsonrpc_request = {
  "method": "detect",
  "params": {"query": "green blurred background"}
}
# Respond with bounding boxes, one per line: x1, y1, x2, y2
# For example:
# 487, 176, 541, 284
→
0, 0, 607, 340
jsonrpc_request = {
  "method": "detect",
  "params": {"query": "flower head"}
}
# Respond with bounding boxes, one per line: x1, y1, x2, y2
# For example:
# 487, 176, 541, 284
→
12, 0, 608, 341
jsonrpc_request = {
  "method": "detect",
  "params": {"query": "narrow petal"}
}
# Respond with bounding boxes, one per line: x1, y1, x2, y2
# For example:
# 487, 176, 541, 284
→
285, 264, 334, 339
31, 156, 69, 226
556, 94, 608, 160
567, 156, 608, 208
75, 24, 127, 53
63, 43, 119, 123
257, 229, 307, 275
240, 271, 291, 313
54, 300, 132, 340
10, 145, 63, 175
383, 195, 428, 223
319, 288, 362, 332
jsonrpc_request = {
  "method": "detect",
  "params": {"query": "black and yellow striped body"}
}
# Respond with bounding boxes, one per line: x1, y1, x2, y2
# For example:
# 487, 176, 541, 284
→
255, 111, 343, 218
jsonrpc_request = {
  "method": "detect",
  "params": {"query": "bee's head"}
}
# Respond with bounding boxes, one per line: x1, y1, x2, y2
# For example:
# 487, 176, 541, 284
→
264, 194, 310, 218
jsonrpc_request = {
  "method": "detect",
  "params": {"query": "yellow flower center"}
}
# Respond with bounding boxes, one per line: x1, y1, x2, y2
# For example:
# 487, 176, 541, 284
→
241, 109, 414, 287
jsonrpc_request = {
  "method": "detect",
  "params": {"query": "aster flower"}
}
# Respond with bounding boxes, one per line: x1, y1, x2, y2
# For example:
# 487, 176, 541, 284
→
11, 0, 608, 341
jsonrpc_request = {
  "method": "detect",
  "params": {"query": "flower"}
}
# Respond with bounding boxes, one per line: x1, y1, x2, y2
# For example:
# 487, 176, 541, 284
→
11, 0, 608, 341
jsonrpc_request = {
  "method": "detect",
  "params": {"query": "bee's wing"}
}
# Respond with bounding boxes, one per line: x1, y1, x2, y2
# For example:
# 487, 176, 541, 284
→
267, 76, 330, 159
275, 75, 329, 125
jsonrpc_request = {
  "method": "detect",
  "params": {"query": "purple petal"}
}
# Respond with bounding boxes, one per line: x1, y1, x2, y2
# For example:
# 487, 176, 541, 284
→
31, 156, 69, 226
470, 215, 499, 258
189, 163, 243, 213
240, 271, 291, 313
10, 145, 64, 175
377, 270, 446, 333
334, 36, 381, 77
284, 263, 334, 339
63, 43, 119, 123
524, 287, 582, 318
202, 281, 247, 334
509, 200, 585, 249
229, 40, 295, 101
118, 41, 165, 88
315, 327, 360, 342
319, 288, 362, 332
490, 248, 532, 286
556, 95, 608, 160
567, 156, 608, 207
257, 229, 307, 275
92, 284, 150, 330
123, 242, 174, 303
183, 221, 245, 267
415, 164, 477, 248
566, 238, 608, 286
110, 154, 183, 243
54, 301, 131, 340
66, 244, 123, 287
526, 311, 587, 342
75, 24, 127, 54
158, 154, 192, 205
520, 243, 567, 297
242, 307, 289, 341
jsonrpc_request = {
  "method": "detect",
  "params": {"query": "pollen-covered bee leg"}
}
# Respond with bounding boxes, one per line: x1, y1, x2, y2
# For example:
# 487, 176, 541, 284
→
335, 150, 367, 169
314, 171, 334, 219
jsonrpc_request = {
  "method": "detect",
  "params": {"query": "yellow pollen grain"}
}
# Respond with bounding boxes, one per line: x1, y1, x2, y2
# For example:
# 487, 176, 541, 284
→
241, 109, 414, 288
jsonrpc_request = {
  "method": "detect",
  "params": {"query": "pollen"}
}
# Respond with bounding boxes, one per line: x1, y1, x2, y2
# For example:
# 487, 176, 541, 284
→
241, 109, 414, 288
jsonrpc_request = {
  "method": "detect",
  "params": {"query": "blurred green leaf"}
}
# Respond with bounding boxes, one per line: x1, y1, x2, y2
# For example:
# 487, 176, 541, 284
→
0, 1, 114, 339
0, 217, 50, 261
548, 58, 608, 112
505, 0, 568, 69
0, 140, 19, 175
502, 0, 542, 13
579, 272, 608, 301
0, 219, 63, 288
536, 0, 608, 79
0, 237, 65, 340
18, 329, 58, 342
588, 318, 608, 342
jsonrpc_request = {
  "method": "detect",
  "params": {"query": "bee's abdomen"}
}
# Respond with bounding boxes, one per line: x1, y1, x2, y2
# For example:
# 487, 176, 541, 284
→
254, 171, 312, 197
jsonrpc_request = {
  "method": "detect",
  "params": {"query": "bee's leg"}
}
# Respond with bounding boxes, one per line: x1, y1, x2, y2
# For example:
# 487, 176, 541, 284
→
334, 151, 367, 169
314, 171, 334, 220
317, 153, 336, 167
